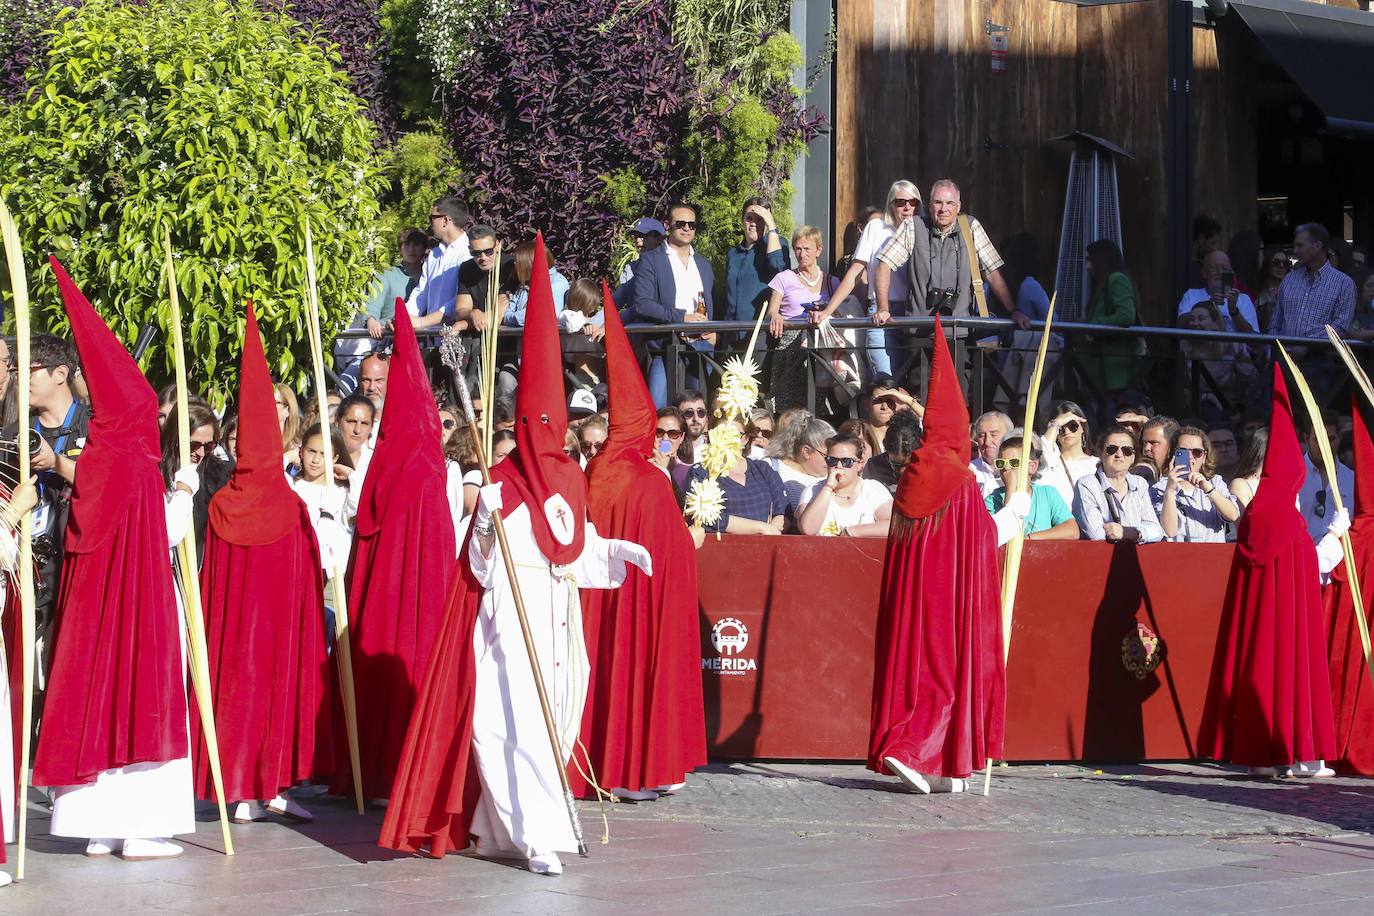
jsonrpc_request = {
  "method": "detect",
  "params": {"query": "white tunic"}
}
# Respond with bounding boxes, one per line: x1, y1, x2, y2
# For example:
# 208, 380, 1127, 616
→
1, 565, 13, 846
48, 490, 196, 841
468, 504, 631, 858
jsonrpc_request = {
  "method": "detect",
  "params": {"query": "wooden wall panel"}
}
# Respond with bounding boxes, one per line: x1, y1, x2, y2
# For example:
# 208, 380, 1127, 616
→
1191, 25, 1258, 261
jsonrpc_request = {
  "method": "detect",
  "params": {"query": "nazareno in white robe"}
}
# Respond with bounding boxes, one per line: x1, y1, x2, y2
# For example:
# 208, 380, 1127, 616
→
468, 504, 632, 858
47, 489, 196, 841
1, 527, 16, 849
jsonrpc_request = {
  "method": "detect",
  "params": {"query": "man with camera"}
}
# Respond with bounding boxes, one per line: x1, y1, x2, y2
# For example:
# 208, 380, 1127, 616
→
870, 179, 1030, 335
0, 333, 88, 647
1175, 249, 1258, 334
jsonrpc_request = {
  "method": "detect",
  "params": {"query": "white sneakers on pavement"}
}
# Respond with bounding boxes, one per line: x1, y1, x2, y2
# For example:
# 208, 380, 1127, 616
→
0, 870, 12, 887
85, 837, 117, 857
232, 801, 268, 824
657, 782, 687, 794
120, 838, 183, 860
528, 853, 563, 876
611, 787, 658, 802
884, 757, 966, 794
267, 793, 314, 822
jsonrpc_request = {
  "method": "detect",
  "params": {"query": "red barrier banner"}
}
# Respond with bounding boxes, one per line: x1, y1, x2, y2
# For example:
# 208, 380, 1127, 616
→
698, 537, 1233, 762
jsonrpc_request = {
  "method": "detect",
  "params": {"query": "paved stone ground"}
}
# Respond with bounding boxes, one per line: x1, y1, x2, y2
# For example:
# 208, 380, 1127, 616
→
6, 762, 1374, 914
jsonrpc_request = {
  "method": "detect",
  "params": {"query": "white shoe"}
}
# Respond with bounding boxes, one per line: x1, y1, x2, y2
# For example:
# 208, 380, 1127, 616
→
925, 775, 965, 793
611, 787, 658, 802
472, 838, 523, 860
231, 801, 267, 824
883, 756, 931, 794
85, 837, 116, 857
528, 853, 563, 876
0, 870, 13, 887
656, 782, 687, 794
267, 794, 314, 822
1291, 760, 1335, 778
120, 838, 183, 861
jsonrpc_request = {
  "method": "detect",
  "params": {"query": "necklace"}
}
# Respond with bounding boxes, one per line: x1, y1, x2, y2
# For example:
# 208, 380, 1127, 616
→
797, 265, 823, 287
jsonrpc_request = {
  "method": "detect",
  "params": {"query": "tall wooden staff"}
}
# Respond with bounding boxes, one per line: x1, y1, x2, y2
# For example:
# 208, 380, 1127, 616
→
987, 297, 1057, 796
1, 197, 37, 879
478, 245, 504, 458
302, 219, 365, 814
440, 333, 588, 856
162, 229, 235, 855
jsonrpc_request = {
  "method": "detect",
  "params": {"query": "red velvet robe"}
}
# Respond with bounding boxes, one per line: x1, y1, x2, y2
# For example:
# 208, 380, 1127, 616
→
868, 480, 1005, 778
191, 503, 333, 800
1324, 516, 1374, 775
573, 462, 705, 796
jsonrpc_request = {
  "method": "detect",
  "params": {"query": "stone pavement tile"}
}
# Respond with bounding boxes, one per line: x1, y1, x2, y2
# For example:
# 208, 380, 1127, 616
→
1223, 839, 1374, 876
344, 889, 625, 915
1262, 870, 1374, 898
544, 869, 798, 907
1044, 877, 1358, 915
150, 881, 448, 916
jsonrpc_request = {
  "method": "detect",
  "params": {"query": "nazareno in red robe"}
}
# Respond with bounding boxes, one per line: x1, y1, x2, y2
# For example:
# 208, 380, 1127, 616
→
190, 303, 333, 802
336, 301, 456, 801
33, 258, 188, 789
1323, 394, 1374, 775
573, 284, 705, 796
1199, 365, 1335, 766
867, 318, 1005, 779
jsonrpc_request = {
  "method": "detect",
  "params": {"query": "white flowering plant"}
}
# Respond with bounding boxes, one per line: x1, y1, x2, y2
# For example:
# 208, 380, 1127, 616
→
419, 0, 510, 86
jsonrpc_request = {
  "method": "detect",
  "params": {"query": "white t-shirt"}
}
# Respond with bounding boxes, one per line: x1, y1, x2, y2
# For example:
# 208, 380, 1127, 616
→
853, 220, 910, 303
667, 245, 705, 316
1176, 288, 1259, 334
799, 478, 893, 535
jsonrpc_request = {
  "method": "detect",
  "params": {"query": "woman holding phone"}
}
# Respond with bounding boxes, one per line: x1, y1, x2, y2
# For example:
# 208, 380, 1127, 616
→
1152, 426, 1239, 542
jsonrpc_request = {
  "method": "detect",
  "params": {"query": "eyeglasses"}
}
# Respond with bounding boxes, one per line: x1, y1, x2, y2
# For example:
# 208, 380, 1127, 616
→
471, 246, 496, 259
1103, 444, 1136, 457
1181, 447, 1206, 459
580, 441, 603, 456
189, 441, 214, 456
681, 407, 707, 418
655, 427, 684, 440
1270, 256, 1289, 266
441, 418, 457, 430
1060, 420, 1081, 434
994, 457, 1025, 470
749, 427, 773, 440
429, 212, 448, 223
893, 198, 919, 208
671, 219, 697, 230
825, 455, 859, 469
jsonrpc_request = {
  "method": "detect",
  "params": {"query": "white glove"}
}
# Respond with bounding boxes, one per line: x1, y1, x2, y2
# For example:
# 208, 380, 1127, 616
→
610, 539, 653, 576
319, 484, 347, 520
1005, 491, 1032, 518
1326, 507, 1351, 541
174, 466, 201, 496
475, 482, 504, 525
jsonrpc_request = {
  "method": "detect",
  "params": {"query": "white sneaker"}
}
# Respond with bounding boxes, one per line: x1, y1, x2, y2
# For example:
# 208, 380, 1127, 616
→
611, 787, 658, 802
656, 782, 687, 794
472, 838, 522, 860
267, 794, 314, 822
231, 801, 267, 824
1291, 760, 1335, 778
120, 838, 183, 861
528, 853, 563, 876
0, 870, 13, 887
85, 837, 116, 857
883, 756, 931, 794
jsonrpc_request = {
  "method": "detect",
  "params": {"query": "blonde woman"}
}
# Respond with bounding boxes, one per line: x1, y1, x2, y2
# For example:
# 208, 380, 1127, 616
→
766, 225, 839, 412
274, 382, 302, 469
815, 180, 922, 378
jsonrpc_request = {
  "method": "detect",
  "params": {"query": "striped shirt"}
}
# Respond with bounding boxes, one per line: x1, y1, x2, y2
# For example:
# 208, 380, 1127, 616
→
1266, 260, 1356, 338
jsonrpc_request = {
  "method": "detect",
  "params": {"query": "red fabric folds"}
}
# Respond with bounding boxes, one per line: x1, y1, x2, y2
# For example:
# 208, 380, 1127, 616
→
495, 232, 587, 566
339, 304, 455, 800
867, 481, 1005, 778
1199, 366, 1335, 765
574, 284, 706, 795
191, 308, 333, 801
34, 260, 187, 787
208, 302, 300, 546
893, 317, 974, 519
1324, 395, 1374, 774
378, 527, 483, 855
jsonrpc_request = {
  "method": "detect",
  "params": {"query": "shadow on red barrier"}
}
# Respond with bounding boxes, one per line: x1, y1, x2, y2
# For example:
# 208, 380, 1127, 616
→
697, 536, 1233, 762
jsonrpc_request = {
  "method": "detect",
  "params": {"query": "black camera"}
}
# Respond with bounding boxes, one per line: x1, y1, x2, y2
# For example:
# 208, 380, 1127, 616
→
927, 287, 958, 316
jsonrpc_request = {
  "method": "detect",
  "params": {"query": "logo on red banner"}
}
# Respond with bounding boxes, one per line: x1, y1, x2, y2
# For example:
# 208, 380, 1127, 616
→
704, 617, 757, 676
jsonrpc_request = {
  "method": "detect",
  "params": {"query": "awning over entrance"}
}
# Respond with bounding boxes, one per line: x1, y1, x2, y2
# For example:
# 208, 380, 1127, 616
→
1228, 0, 1374, 137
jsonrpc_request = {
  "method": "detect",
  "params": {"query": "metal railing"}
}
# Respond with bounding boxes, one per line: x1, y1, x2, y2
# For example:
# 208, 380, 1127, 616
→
332, 316, 1374, 423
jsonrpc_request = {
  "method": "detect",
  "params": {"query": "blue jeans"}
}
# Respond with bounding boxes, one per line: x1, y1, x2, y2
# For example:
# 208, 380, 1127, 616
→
648, 338, 716, 408
865, 300, 910, 382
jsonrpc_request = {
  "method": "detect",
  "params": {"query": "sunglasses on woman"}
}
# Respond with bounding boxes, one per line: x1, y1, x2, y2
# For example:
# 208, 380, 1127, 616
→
1103, 444, 1136, 457
655, 427, 684, 440
824, 456, 859, 469
994, 457, 1025, 470
1180, 447, 1206, 459
747, 427, 773, 440
1059, 420, 1081, 434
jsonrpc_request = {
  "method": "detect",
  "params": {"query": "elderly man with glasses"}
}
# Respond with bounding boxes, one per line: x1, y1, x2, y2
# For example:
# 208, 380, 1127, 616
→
406, 194, 471, 329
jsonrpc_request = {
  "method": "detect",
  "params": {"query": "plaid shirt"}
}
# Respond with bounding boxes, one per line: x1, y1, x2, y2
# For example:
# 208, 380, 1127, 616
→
876, 215, 1004, 274
1267, 260, 1356, 338
688, 460, 788, 533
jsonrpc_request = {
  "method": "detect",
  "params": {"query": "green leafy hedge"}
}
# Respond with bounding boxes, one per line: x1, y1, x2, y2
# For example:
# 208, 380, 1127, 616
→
0, 0, 385, 404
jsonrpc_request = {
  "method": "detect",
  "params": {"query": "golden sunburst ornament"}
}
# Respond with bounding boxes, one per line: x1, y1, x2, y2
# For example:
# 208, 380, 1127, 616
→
685, 477, 726, 528
700, 422, 744, 478
716, 355, 761, 422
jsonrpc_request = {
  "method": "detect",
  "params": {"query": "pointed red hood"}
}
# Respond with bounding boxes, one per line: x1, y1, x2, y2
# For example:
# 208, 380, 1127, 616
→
490, 233, 588, 565
893, 318, 974, 518
1354, 393, 1374, 520
208, 302, 303, 545
356, 300, 445, 536
587, 282, 656, 520
50, 256, 161, 551
1237, 365, 1308, 564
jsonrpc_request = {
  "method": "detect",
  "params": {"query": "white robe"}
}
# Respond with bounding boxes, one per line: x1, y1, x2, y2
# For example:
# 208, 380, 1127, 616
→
468, 505, 631, 857
1, 569, 13, 847
47, 490, 196, 841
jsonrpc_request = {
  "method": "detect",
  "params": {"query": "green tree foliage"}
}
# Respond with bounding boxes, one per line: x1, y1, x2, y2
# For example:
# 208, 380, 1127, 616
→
377, 125, 463, 244
0, 0, 385, 403
378, 0, 435, 125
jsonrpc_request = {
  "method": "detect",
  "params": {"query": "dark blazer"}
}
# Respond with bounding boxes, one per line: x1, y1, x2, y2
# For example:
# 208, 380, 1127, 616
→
628, 244, 716, 324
